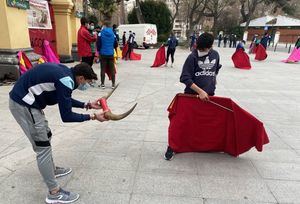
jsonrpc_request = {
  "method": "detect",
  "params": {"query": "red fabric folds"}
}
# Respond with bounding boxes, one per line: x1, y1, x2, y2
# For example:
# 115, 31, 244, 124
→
17, 51, 33, 75
122, 44, 128, 59
255, 44, 267, 61
131, 52, 142, 60
168, 94, 269, 157
252, 45, 258, 54
232, 49, 251, 69
151, 46, 166, 68
121, 43, 142, 61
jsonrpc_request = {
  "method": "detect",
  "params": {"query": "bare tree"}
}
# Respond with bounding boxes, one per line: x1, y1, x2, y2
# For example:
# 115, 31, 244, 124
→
120, 0, 126, 24
204, 0, 235, 36
240, 0, 265, 31
185, 0, 208, 38
135, 0, 145, 23
171, 0, 181, 28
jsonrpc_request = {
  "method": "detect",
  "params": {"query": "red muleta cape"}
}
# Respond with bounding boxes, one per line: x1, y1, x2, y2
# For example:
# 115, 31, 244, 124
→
168, 94, 269, 157
151, 46, 166, 68
255, 44, 268, 61
232, 49, 251, 69
122, 43, 142, 60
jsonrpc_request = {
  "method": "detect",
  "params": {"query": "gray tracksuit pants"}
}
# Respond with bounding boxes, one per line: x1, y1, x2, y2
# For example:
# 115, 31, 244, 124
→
9, 98, 58, 191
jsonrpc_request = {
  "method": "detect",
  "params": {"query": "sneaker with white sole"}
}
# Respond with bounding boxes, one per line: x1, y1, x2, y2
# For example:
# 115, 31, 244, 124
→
46, 188, 79, 204
54, 166, 72, 178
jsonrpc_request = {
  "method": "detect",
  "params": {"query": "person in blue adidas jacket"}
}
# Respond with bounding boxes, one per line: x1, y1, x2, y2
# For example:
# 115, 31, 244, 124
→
9, 62, 107, 204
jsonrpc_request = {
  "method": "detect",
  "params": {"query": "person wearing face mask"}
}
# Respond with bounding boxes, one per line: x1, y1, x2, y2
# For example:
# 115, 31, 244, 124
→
164, 32, 222, 160
88, 21, 96, 65
9, 62, 108, 204
180, 32, 222, 101
77, 17, 97, 67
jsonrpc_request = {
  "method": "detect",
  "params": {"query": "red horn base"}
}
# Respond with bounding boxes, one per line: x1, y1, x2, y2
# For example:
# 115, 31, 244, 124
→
98, 98, 110, 112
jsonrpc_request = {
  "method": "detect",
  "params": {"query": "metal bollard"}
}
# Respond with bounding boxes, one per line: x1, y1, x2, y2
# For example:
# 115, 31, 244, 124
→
288, 44, 292, 53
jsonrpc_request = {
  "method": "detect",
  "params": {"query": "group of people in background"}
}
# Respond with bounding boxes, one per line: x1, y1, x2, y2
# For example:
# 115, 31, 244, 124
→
248, 33, 271, 54
122, 30, 136, 60
77, 17, 139, 90
218, 33, 238, 48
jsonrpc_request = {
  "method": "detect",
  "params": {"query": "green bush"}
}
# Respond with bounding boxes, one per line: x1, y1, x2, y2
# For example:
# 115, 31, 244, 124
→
128, 0, 172, 37
158, 33, 169, 44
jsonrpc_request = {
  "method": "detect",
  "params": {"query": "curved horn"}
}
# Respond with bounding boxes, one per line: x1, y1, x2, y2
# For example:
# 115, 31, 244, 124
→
104, 103, 137, 121
103, 83, 120, 100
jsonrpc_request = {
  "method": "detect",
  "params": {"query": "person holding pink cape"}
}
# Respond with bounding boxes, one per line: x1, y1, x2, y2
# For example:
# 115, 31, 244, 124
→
282, 37, 300, 63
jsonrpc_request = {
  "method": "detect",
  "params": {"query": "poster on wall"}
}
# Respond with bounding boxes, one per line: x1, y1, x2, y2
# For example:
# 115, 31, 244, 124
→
6, 0, 29, 9
74, 0, 83, 18
27, 0, 52, 29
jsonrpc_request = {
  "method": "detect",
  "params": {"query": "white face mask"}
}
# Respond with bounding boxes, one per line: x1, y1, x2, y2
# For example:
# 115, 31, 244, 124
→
90, 26, 94, 30
198, 51, 209, 57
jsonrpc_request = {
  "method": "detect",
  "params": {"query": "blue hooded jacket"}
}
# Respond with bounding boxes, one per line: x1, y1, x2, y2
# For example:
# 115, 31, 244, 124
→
97, 27, 116, 56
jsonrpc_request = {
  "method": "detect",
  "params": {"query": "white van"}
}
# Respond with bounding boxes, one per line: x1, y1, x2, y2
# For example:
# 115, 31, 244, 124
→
117, 24, 157, 48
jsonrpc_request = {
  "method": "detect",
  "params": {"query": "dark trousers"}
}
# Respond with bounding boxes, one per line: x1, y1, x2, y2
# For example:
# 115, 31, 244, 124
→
125, 44, 133, 59
166, 48, 176, 63
233, 41, 237, 48
82, 54, 94, 67
100, 55, 115, 85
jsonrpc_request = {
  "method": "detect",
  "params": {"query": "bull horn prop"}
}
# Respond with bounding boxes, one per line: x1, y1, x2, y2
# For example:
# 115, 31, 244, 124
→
104, 103, 137, 120
102, 83, 120, 100
97, 84, 137, 121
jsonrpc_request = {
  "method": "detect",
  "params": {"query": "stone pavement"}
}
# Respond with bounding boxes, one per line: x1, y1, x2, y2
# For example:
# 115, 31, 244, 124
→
0, 46, 300, 204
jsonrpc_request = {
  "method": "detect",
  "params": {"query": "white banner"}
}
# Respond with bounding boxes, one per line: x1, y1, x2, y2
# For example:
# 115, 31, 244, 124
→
27, 0, 52, 29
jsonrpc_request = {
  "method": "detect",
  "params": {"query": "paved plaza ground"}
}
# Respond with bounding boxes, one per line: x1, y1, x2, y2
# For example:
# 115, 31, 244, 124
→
0, 46, 300, 204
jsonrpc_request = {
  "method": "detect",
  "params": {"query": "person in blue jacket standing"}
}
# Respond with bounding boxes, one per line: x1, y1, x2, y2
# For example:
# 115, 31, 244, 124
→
97, 21, 118, 89
260, 32, 269, 49
9, 62, 108, 203
165, 32, 178, 67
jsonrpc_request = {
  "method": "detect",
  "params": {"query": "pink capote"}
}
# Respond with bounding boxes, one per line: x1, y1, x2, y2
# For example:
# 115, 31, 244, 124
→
43, 40, 60, 63
282, 48, 300, 63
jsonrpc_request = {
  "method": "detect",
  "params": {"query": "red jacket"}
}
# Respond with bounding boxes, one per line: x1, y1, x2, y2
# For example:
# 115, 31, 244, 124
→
77, 26, 96, 57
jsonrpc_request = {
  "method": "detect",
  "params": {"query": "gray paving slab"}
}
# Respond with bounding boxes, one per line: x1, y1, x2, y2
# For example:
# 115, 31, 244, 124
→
266, 180, 300, 203
253, 161, 300, 181
130, 194, 204, 204
203, 198, 276, 204
1, 46, 300, 203
67, 168, 136, 194
200, 176, 277, 202
133, 172, 202, 197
